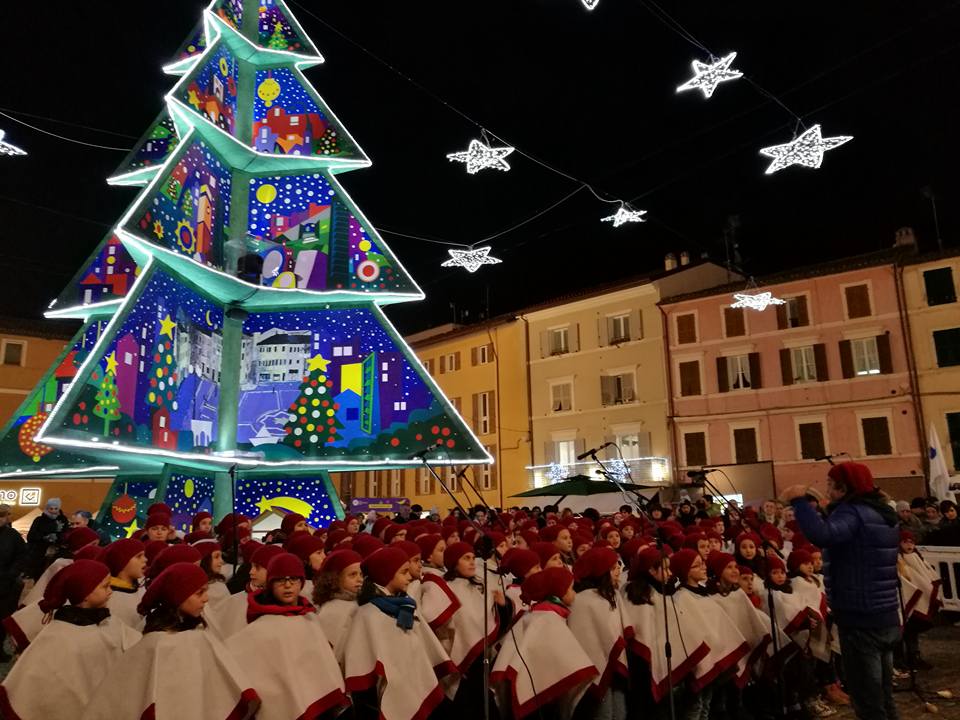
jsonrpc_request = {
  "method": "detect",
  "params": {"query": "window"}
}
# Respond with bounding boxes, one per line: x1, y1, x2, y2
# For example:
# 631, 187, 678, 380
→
678, 361, 701, 396
923, 267, 957, 306
367, 473, 379, 497
798, 422, 826, 460
861, 416, 892, 456
473, 391, 494, 434
852, 337, 881, 375
608, 314, 631, 344
733, 427, 758, 464
550, 381, 573, 412
424, 358, 434, 375
477, 448, 496, 490
844, 284, 872, 319
393, 401, 408, 411
390, 470, 402, 498
676, 313, 697, 344
947, 412, 960, 471
791, 346, 817, 383
472, 343, 493, 365
601, 372, 636, 405
447, 466, 459, 492
615, 431, 652, 456
440, 352, 460, 373
418, 467, 432, 495
933, 328, 960, 367
450, 397, 462, 413
727, 355, 752, 390
2, 341, 24, 366
723, 307, 745, 337
555, 439, 577, 466
777, 296, 809, 328
549, 328, 569, 355
683, 431, 707, 467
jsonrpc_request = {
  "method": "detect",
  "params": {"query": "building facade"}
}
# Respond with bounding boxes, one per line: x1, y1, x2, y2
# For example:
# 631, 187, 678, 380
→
521, 261, 733, 488
661, 250, 926, 497
901, 248, 960, 474
0, 318, 78, 425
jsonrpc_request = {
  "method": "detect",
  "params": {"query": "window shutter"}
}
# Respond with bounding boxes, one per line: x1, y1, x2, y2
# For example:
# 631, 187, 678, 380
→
471, 393, 479, 430
798, 422, 826, 459
440, 355, 446, 374
748, 352, 762, 389
877, 333, 893, 374
776, 304, 788, 330
679, 361, 701, 396
862, 417, 892, 455
454, 352, 461, 371
796, 296, 810, 326
724, 307, 745, 337
487, 343, 495, 362
600, 316, 610, 346
716, 356, 729, 393
540, 331, 549, 359
635, 308, 644, 340
623, 372, 636, 401
684, 432, 707, 467
780, 348, 794, 386
814, 344, 829, 381
600, 376, 613, 406
839, 340, 854, 379
677, 314, 696, 344
572, 324, 581, 352
576, 438, 587, 459
471, 347, 478, 366
734, 428, 758, 464
845, 285, 871, 318
488, 391, 497, 433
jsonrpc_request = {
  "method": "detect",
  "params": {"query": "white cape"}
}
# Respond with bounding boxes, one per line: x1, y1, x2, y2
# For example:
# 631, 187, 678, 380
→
567, 590, 627, 699
711, 591, 773, 687
900, 552, 943, 622
20, 558, 71, 607
313, 598, 357, 666
205, 591, 250, 641
439, 577, 499, 672
107, 587, 146, 631
673, 588, 749, 692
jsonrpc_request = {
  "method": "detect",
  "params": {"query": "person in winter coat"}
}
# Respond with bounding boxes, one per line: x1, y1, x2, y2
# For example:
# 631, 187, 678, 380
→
23, 498, 68, 579
0, 504, 25, 659
782, 462, 901, 720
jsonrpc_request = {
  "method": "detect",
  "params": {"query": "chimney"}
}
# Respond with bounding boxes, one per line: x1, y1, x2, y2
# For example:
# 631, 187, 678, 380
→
664, 253, 677, 271
679, 250, 690, 266
894, 227, 917, 248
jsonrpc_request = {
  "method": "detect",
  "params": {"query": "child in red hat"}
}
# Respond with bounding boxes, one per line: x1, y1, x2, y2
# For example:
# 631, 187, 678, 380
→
343, 547, 458, 720
82, 562, 259, 720
567, 547, 628, 719
0, 560, 140, 720
417, 534, 461, 632
19, 526, 101, 611
491, 567, 596, 719
896, 530, 942, 676
499, 548, 541, 622
285, 533, 326, 599
104, 538, 147, 630
206, 543, 282, 641
394, 539, 424, 604
313, 549, 363, 664
226, 553, 347, 720
192, 511, 214, 537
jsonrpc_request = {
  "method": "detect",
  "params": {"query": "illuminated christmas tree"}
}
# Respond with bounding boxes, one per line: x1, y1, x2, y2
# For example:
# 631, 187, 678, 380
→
0, 0, 489, 538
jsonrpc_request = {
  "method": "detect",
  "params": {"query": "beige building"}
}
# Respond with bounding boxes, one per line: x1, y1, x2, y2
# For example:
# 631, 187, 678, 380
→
901, 248, 960, 476
520, 259, 734, 487
0, 317, 77, 425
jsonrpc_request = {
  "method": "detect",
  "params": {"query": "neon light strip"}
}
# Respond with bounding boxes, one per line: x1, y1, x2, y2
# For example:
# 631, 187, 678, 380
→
45, 299, 124, 320
203, 4, 324, 66
0, 466, 120, 479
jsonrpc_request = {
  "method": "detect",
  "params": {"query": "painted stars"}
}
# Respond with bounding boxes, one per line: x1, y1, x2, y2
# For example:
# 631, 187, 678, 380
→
441, 246, 503, 273
105, 352, 118, 376
676, 52, 743, 99
307, 353, 331, 372
159, 314, 177, 338
759, 124, 853, 175
446, 139, 515, 174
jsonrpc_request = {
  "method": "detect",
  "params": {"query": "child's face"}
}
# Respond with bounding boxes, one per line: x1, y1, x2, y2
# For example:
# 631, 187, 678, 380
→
387, 562, 412, 593
575, 543, 591, 558
198, 518, 213, 534
621, 526, 635, 540
272, 576, 304, 606
697, 539, 710, 559
545, 553, 565, 569
769, 568, 787, 586
309, 550, 325, 572
738, 573, 754, 593
430, 541, 446, 567
688, 556, 708, 584
250, 563, 268, 588
457, 553, 477, 579
514, 534, 529, 550
721, 562, 740, 586
811, 553, 823, 572
123, 551, 147, 580
900, 539, 916, 554
209, 550, 224, 575
708, 538, 722, 553
739, 540, 756, 560
147, 525, 168, 542
946, 507, 958, 521
783, 528, 794, 541
610, 563, 622, 589
496, 541, 510, 557
407, 555, 423, 579
340, 563, 363, 594
607, 531, 621, 549
561, 583, 576, 606
179, 585, 209, 617
80, 575, 113, 609
798, 561, 814, 577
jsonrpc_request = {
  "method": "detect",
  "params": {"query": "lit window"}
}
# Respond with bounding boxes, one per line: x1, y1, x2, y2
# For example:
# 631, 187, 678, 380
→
852, 337, 880, 375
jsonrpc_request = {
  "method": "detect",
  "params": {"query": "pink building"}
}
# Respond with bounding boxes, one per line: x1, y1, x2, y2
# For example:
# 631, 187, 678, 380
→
660, 250, 925, 496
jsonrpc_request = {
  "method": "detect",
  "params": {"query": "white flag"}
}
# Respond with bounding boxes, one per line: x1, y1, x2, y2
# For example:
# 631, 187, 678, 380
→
929, 422, 954, 501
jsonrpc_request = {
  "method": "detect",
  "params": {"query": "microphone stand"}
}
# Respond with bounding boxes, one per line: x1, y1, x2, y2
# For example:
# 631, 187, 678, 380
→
229, 464, 239, 573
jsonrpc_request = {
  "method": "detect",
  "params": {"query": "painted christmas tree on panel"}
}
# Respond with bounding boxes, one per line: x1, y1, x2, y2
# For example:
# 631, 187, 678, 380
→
0, 0, 490, 539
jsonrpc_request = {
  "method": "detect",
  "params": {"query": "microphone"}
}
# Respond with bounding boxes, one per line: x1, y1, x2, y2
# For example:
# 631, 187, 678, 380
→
410, 446, 438, 460
685, 468, 717, 478
576, 442, 614, 461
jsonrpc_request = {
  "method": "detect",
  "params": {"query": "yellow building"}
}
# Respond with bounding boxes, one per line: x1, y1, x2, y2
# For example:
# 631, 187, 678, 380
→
901, 247, 960, 475
332, 316, 532, 512
519, 259, 734, 487
0, 317, 77, 425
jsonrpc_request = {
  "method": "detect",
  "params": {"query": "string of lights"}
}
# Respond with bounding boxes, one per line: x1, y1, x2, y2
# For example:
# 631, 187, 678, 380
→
0, 110, 133, 152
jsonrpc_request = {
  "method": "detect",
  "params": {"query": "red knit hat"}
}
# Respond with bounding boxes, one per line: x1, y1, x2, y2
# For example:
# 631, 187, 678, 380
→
682, 532, 707, 550
539, 525, 562, 542
416, 533, 443, 560
736, 531, 762, 550
765, 556, 786, 576
500, 548, 540, 578
74, 545, 103, 562
144, 540, 168, 566
372, 517, 392, 539
325, 529, 350, 552
266, 553, 305, 583
631, 547, 665, 577
531, 541, 561, 569
191, 511, 212, 532
480, 531, 506, 549
706, 551, 736, 579
521, 531, 540, 548
395, 540, 422, 561
384, 524, 408, 544
787, 549, 813, 574
286, 534, 325, 564
521, 566, 574, 604
363, 547, 409, 586
183, 531, 211, 545
147, 502, 172, 516
670, 549, 700, 583
138, 562, 209, 615
240, 540, 263, 565
443, 541, 474, 572
66, 526, 100, 553
321, 549, 363, 575
573, 533, 594, 551
573, 547, 619, 581
440, 526, 459, 543
352, 534, 385, 559
280, 513, 306, 535
145, 513, 171, 530
251, 543, 285, 569
738, 565, 754, 577
620, 537, 645, 563
39, 560, 110, 613
147, 545, 202, 580
103, 539, 145, 577
900, 530, 916, 543
827, 461, 875, 496
759, 524, 783, 547
191, 538, 221, 560
220, 524, 251, 549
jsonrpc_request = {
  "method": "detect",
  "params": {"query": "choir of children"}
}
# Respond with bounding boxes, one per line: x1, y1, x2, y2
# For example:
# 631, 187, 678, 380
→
0, 502, 943, 720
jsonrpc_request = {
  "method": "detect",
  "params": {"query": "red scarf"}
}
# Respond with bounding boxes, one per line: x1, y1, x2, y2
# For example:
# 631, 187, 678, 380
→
531, 599, 571, 619
246, 592, 315, 623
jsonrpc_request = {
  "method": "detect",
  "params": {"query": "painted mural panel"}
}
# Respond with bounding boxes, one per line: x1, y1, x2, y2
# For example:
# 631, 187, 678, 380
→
53, 269, 224, 453
112, 112, 181, 180
237, 474, 342, 529
257, 1, 310, 54
244, 173, 416, 295
64, 234, 140, 308
0, 322, 107, 471
172, 24, 207, 64
180, 43, 239, 137
213, 0, 244, 31
130, 138, 232, 267
164, 471, 216, 532
236, 308, 481, 461
253, 69, 357, 158
96, 480, 163, 542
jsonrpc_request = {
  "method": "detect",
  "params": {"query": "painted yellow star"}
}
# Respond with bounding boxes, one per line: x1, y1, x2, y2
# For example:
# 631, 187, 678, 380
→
255, 496, 273, 515
104, 352, 118, 376
307, 353, 331, 373
159, 314, 176, 338
124, 518, 141, 539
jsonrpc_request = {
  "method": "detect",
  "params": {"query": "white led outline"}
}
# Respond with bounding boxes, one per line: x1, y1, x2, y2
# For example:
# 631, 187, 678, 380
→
45, 299, 124, 320
446, 139, 515, 174
730, 292, 786, 311
759, 124, 853, 175
0, 466, 120, 479
440, 246, 503, 273
676, 52, 743, 99
204, 3, 324, 67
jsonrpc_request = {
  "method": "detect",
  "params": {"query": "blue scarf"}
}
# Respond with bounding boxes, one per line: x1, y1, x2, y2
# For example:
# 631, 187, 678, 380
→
371, 595, 417, 630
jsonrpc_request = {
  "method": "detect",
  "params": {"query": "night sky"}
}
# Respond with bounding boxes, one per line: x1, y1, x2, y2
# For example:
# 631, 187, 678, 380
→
1, 1, 957, 334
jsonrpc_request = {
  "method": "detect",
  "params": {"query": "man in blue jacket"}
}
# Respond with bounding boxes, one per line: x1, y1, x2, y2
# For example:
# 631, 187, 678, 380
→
781, 462, 901, 720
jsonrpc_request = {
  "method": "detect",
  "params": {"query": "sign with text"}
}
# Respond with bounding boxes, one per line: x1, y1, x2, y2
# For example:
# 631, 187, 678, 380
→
0, 488, 42, 506
350, 497, 410, 514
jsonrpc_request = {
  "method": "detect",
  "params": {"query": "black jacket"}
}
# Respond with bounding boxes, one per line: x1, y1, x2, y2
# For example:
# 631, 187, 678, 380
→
0, 525, 24, 593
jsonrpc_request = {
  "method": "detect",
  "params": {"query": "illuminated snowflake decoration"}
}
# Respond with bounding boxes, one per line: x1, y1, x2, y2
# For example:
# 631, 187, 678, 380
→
582, 0, 600, 9
731, 292, 786, 312
446, 139, 515, 174
759, 124, 853, 175
0, 130, 27, 157
601, 205, 647, 228
606, 459, 630, 482
547, 463, 569, 483
676, 52, 743, 99
441, 246, 503, 273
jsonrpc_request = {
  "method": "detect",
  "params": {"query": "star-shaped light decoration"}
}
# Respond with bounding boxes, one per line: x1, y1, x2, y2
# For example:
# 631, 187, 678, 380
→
606, 459, 630, 483
601, 204, 647, 228
123, 518, 141, 539
105, 352, 119, 376
0, 130, 27, 157
158, 314, 177, 338
581, 0, 600, 9
676, 52, 743, 99
759, 124, 853, 175
446, 139, 515, 174
547, 463, 568, 483
731, 292, 786, 312
307, 353, 331, 373
441, 246, 503, 273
